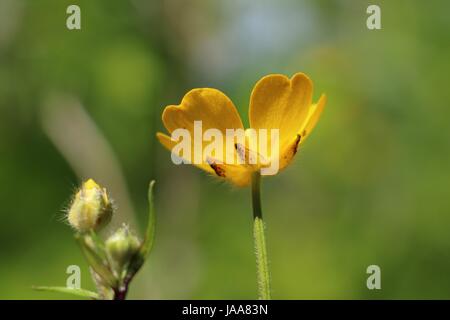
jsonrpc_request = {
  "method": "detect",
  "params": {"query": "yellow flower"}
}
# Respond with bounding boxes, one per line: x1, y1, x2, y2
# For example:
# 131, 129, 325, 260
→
157, 73, 326, 187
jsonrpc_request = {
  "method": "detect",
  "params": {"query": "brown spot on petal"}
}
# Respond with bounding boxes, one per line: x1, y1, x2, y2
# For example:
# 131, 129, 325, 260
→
235, 143, 246, 163
209, 162, 226, 177
292, 134, 302, 155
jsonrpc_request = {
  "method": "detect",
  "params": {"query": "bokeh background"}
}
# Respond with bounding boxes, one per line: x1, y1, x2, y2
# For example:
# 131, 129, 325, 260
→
1, 0, 449, 299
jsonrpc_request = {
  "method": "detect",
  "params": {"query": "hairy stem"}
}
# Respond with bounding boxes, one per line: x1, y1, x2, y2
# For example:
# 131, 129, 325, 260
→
251, 171, 271, 300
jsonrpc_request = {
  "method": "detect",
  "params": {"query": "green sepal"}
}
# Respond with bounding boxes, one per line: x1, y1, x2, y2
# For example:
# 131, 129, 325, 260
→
75, 234, 117, 288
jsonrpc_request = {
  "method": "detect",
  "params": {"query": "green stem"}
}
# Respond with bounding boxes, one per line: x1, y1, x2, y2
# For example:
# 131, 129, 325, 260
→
113, 279, 130, 300
251, 171, 271, 300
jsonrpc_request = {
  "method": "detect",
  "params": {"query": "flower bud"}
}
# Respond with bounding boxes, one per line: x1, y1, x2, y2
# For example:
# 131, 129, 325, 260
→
67, 179, 113, 232
105, 225, 141, 276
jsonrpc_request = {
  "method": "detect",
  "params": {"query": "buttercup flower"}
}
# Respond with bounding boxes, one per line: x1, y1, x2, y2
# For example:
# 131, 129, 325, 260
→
157, 73, 326, 186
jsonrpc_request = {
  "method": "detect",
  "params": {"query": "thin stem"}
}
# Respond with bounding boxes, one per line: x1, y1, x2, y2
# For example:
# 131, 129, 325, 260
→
113, 287, 127, 300
251, 171, 271, 300
113, 279, 130, 300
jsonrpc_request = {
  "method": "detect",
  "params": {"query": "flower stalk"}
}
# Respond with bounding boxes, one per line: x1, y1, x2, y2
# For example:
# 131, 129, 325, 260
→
251, 171, 271, 300
34, 179, 156, 300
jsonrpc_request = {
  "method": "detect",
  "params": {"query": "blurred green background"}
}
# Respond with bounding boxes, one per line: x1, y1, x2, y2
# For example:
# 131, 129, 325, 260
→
1, 0, 450, 299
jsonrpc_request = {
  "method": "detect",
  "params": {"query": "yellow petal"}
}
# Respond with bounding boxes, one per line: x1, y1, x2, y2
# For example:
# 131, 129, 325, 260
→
157, 132, 252, 186
162, 88, 244, 134
278, 134, 302, 171
156, 132, 214, 173
249, 73, 313, 148
159, 88, 248, 185
83, 179, 100, 190
301, 94, 327, 141
207, 158, 252, 187
277, 94, 326, 170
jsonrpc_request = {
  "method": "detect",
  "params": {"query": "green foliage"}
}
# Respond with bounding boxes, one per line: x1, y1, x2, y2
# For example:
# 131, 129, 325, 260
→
1, 0, 450, 299
34, 181, 156, 299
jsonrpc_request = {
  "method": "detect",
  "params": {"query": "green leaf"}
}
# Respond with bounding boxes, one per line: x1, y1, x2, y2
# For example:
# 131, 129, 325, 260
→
126, 181, 156, 278
140, 180, 156, 258
33, 286, 99, 299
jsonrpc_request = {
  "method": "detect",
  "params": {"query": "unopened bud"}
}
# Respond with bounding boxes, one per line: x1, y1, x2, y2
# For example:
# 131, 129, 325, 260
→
67, 179, 113, 232
105, 225, 141, 276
